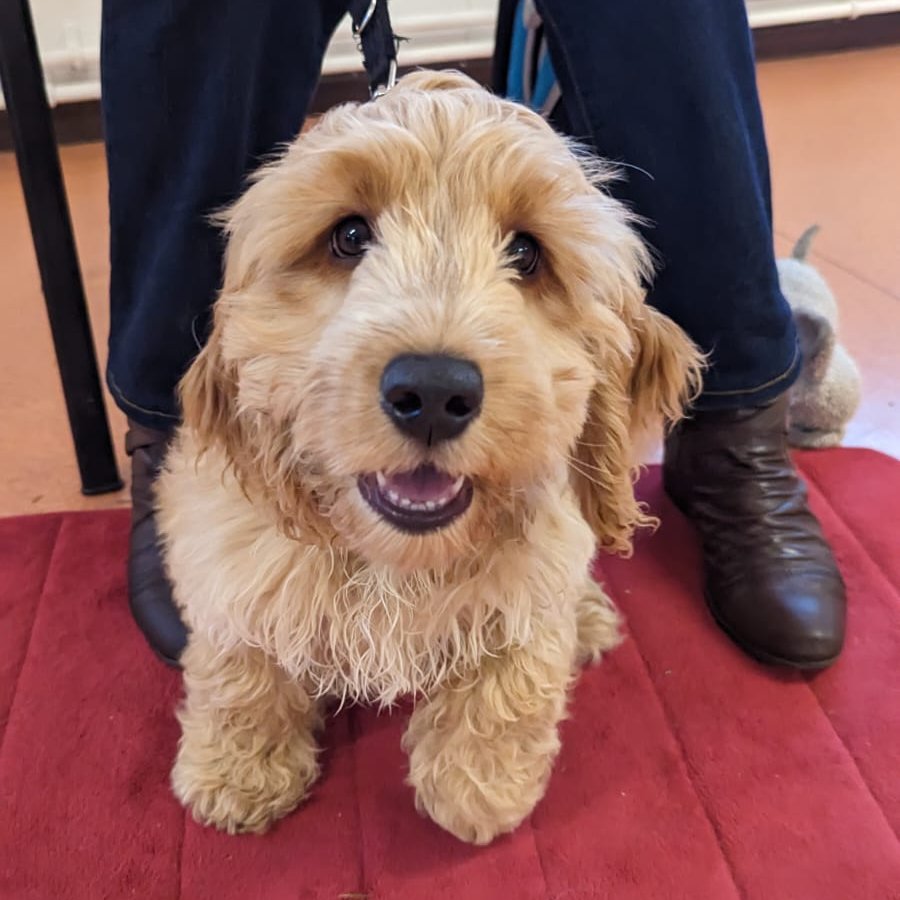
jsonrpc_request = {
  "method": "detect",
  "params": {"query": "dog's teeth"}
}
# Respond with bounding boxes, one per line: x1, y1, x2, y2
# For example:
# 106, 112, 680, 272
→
377, 474, 467, 514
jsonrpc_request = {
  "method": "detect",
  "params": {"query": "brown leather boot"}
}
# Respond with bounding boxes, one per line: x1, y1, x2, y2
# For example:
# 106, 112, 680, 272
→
126, 420, 187, 666
663, 393, 845, 669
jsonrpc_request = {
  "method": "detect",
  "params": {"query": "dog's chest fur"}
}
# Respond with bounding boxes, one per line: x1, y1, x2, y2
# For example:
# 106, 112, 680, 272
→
159, 444, 593, 707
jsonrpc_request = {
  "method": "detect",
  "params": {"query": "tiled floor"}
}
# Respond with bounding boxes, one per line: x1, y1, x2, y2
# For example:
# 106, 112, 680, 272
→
1, 46, 898, 517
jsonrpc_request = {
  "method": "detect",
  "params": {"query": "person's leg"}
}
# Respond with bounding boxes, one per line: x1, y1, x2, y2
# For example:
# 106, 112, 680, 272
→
102, 0, 348, 662
524, 0, 844, 667
511, 0, 794, 397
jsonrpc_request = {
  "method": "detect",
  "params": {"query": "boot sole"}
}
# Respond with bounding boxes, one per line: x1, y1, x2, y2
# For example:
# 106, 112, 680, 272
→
705, 591, 839, 672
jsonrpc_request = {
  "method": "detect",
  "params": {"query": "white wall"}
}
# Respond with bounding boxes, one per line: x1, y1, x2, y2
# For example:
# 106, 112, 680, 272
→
25, 0, 102, 104
6, 0, 900, 107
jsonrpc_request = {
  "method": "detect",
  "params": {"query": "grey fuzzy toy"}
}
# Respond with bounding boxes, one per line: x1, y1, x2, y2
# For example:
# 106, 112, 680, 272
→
777, 226, 861, 448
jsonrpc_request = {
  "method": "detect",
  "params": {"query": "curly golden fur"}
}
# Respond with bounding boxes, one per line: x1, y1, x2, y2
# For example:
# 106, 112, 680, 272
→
158, 71, 703, 845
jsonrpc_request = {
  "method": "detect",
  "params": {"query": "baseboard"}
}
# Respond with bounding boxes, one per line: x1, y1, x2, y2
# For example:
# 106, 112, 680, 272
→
0, 99, 103, 152
1, 14, 898, 151
753, 9, 900, 57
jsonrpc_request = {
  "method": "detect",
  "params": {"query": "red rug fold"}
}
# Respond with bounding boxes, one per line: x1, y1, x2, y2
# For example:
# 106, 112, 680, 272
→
1, 449, 899, 899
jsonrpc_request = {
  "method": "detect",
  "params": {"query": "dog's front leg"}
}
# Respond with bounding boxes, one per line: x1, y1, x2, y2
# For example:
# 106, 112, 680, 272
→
403, 637, 575, 845
172, 636, 320, 834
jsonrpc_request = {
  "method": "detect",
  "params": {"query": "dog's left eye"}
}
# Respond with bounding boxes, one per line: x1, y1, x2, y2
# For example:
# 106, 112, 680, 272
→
331, 216, 373, 259
507, 233, 541, 276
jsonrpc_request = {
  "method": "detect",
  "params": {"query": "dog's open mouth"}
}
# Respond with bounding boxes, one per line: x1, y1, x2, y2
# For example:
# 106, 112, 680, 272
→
358, 465, 473, 533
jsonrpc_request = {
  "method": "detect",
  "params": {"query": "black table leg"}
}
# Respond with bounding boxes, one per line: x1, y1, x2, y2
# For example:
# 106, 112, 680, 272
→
0, 0, 122, 495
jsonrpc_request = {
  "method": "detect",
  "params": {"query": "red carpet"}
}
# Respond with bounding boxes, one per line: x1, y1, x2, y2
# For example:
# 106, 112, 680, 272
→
2, 448, 899, 900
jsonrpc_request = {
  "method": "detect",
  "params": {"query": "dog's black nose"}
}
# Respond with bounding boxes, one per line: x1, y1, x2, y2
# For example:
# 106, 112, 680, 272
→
380, 354, 483, 446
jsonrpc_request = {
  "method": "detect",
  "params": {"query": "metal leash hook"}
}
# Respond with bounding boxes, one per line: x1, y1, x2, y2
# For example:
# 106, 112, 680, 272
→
349, 0, 400, 98
372, 58, 398, 99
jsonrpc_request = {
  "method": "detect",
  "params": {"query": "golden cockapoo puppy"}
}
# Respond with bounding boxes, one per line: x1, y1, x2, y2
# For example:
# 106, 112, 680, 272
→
158, 70, 703, 845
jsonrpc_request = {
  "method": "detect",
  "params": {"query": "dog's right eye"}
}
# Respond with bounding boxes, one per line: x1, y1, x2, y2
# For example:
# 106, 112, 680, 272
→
507, 232, 541, 277
331, 216, 373, 259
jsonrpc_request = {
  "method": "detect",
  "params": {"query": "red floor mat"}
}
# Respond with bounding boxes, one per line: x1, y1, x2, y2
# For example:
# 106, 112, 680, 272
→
1, 449, 899, 900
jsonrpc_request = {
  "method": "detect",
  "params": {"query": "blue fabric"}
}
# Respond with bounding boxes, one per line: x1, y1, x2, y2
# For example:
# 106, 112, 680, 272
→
530, 45, 558, 112
102, 0, 798, 426
505, 2, 528, 104
505, 0, 560, 115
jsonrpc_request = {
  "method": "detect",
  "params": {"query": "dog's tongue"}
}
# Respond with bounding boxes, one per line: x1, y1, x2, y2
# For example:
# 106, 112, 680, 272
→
383, 465, 457, 502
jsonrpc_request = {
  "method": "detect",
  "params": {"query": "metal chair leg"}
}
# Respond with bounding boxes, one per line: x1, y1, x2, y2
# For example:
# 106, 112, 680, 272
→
0, 0, 122, 495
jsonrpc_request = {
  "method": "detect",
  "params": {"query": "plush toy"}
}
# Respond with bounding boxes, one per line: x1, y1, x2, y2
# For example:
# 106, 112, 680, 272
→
777, 226, 861, 448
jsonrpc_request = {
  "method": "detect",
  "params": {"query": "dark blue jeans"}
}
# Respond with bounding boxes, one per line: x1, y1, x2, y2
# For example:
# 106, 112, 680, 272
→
102, 0, 799, 430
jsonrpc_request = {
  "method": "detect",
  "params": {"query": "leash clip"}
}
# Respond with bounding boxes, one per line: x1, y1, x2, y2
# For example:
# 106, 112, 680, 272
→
371, 59, 398, 99
350, 0, 400, 99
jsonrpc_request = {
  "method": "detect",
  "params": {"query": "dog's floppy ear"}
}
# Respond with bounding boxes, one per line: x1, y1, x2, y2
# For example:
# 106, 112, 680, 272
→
178, 323, 331, 543
178, 318, 239, 458
178, 181, 268, 457
571, 370, 650, 554
626, 304, 704, 436
571, 301, 703, 553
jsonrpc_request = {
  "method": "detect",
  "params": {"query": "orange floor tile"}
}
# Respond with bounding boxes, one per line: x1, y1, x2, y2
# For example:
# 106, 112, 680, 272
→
1, 46, 898, 517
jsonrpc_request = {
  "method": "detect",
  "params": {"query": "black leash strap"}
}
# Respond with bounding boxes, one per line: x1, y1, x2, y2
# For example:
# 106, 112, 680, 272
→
348, 0, 400, 97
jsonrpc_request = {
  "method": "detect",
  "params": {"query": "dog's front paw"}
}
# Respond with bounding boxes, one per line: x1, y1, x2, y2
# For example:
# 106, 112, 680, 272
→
172, 731, 319, 834
406, 729, 555, 845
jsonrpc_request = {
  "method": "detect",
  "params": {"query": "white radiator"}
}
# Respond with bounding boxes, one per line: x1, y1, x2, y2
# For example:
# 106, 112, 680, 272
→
3, 0, 900, 108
